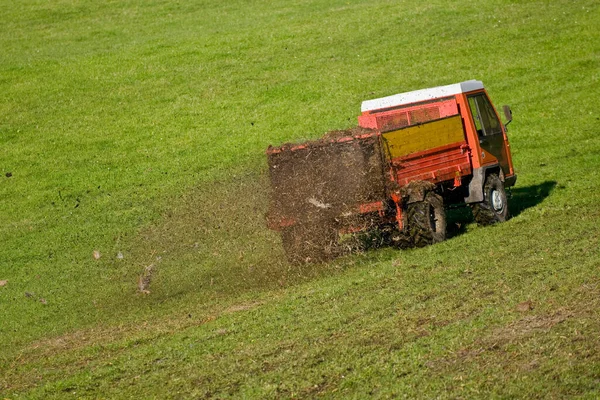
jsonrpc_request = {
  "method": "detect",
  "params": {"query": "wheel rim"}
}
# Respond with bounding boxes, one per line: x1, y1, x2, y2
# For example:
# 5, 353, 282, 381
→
428, 204, 442, 233
491, 189, 504, 213
428, 205, 437, 232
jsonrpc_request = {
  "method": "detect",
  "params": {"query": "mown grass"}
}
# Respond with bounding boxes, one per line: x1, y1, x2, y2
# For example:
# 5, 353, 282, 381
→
1, 0, 599, 397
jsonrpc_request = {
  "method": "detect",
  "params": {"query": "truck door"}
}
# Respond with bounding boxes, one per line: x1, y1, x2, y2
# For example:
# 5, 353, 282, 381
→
467, 93, 510, 174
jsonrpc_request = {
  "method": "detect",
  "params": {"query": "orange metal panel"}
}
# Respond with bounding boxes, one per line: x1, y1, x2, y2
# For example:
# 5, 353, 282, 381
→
359, 201, 385, 214
390, 141, 472, 186
358, 98, 459, 132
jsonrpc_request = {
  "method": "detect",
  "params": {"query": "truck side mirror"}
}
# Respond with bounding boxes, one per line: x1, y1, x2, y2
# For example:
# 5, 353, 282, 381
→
502, 105, 513, 126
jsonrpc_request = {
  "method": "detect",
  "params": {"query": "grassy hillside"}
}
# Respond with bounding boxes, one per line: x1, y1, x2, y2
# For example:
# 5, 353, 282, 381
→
1, 0, 599, 397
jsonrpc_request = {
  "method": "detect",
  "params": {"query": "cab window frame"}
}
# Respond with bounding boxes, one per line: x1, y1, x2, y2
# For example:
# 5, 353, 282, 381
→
467, 93, 503, 137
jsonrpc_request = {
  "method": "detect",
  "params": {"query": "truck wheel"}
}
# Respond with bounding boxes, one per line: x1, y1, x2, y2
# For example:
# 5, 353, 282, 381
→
471, 174, 509, 226
281, 222, 338, 264
407, 192, 446, 248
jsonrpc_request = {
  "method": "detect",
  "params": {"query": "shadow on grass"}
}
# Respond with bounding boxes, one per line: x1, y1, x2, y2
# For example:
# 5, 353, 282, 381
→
444, 179, 557, 240
445, 180, 557, 239
508, 180, 557, 218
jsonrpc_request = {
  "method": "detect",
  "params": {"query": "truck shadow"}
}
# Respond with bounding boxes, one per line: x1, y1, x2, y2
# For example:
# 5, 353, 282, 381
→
445, 180, 557, 239
508, 180, 557, 218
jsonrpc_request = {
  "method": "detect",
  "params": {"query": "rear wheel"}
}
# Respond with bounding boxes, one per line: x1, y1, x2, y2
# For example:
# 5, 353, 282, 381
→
406, 192, 447, 247
471, 173, 509, 225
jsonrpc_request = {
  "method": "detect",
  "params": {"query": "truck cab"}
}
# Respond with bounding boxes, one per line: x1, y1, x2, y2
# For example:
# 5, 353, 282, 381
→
463, 87, 516, 187
358, 80, 516, 202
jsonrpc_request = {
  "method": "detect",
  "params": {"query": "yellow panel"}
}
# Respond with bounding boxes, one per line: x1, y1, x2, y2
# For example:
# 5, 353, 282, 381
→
382, 115, 465, 159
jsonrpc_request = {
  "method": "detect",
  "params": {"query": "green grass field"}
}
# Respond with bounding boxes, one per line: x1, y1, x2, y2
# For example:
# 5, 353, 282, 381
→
1, 0, 599, 397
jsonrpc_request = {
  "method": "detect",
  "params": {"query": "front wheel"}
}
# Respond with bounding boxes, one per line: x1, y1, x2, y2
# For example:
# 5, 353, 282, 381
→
471, 173, 509, 225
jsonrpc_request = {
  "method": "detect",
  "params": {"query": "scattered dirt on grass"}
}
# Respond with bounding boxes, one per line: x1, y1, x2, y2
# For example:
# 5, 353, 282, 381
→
118, 169, 363, 303
491, 309, 572, 342
225, 301, 264, 314
0, 157, 394, 383
427, 303, 597, 376
427, 279, 600, 379
122, 172, 280, 295
8, 164, 382, 377
300, 378, 341, 397
515, 299, 534, 312
3, 299, 253, 393
17, 296, 268, 373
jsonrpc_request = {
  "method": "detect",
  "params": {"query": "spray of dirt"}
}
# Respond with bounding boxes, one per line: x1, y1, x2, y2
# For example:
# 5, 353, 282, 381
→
121, 170, 357, 301
121, 127, 428, 298
266, 127, 389, 263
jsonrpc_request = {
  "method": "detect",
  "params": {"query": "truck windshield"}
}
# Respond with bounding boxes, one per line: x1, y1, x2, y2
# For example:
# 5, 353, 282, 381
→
468, 94, 502, 137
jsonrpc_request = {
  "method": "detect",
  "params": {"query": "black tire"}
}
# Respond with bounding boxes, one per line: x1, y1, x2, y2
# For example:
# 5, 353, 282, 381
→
406, 192, 447, 248
471, 173, 509, 225
281, 222, 338, 264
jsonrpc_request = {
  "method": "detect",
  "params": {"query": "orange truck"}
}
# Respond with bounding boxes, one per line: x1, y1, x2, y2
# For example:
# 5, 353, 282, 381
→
266, 80, 516, 263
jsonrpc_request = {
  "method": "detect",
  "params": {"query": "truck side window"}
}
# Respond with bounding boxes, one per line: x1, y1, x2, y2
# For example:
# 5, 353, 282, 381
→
468, 94, 502, 137
468, 97, 483, 135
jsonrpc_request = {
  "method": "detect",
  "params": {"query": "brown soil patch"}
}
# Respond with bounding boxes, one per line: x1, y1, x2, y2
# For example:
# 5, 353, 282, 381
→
490, 309, 572, 343
12, 297, 268, 383
428, 294, 600, 375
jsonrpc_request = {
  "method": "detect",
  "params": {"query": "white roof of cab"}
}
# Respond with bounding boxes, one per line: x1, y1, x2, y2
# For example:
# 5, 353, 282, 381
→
361, 80, 484, 112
